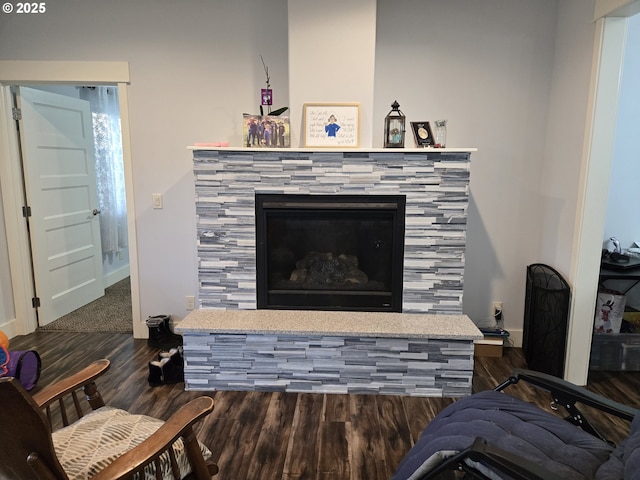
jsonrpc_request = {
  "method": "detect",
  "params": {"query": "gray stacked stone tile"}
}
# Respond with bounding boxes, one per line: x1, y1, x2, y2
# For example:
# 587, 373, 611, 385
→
193, 149, 471, 313
190, 148, 473, 397
183, 332, 474, 396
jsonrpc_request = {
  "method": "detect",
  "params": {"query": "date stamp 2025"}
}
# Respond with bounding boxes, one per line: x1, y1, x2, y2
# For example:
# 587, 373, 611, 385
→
2, 2, 47, 14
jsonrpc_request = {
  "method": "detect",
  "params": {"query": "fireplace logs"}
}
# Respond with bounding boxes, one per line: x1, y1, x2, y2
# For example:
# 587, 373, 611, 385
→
289, 252, 369, 288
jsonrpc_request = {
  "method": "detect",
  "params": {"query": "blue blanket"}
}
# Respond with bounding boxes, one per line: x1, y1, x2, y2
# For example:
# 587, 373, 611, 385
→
596, 415, 640, 479
392, 390, 639, 480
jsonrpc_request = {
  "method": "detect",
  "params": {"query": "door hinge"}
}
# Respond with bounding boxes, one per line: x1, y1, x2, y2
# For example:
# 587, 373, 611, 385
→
12, 107, 21, 121
22, 206, 31, 217
32, 297, 40, 308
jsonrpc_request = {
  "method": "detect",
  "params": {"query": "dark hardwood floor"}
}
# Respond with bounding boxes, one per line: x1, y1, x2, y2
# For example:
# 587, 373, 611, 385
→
9, 331, 640, 480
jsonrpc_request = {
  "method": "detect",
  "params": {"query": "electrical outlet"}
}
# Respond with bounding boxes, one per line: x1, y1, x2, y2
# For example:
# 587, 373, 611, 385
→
492, 301, 503, 322
185, 295, 196, 310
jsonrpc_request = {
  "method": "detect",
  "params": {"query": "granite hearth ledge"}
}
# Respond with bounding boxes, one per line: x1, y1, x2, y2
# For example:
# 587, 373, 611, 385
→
177, 309, 482, 340
176, 310, 482, 397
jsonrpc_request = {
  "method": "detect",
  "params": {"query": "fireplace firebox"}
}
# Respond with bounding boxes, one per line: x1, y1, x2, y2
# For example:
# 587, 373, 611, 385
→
255, 194, 406, 311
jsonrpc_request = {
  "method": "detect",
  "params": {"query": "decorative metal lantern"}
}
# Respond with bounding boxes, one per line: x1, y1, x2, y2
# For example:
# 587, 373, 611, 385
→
384, 100, 406, 148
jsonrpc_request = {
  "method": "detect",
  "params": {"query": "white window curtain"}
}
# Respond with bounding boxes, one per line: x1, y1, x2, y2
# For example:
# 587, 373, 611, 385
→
79, 86, 128, 256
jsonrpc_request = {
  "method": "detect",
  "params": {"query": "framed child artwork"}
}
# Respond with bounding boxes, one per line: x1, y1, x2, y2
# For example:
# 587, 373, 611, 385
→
303, 103, 360, 148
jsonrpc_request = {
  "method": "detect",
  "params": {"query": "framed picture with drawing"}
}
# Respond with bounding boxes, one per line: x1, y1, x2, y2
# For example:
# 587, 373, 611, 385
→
303, 103, 360, 148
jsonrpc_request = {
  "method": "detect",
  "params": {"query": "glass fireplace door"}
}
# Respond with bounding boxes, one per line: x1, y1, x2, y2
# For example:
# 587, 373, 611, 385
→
255, 194, 406, 312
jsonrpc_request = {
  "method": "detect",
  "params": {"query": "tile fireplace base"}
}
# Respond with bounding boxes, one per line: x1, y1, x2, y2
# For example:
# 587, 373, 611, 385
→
176, 309, 482, 397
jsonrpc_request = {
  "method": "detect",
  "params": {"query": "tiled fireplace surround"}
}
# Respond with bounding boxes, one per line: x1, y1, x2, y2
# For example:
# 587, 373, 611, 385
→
183, 148, 479, 396
193, 148, 471, 311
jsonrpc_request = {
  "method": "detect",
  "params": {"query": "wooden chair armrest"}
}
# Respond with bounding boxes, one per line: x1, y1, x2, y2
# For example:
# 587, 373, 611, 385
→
90, 396, 216, 480
32, 359, 110, 409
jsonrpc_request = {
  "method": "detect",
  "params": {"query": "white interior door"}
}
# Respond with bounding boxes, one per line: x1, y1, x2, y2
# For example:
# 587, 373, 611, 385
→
16, 86, 104, 326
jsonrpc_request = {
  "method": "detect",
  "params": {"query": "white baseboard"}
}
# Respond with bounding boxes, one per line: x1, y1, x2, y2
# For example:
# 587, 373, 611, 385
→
1, 317, 21, 340
504, 328, 523, 348
104, 265, 130, 288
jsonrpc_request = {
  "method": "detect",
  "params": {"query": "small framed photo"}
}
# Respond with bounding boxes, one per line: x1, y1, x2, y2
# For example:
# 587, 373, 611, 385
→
244, 114, 290, 148
303, 102, 360, 148
411, 121, 434, 147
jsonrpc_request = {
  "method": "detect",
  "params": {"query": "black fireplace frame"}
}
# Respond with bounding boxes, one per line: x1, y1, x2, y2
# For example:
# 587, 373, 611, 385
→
255, 193, 406, 312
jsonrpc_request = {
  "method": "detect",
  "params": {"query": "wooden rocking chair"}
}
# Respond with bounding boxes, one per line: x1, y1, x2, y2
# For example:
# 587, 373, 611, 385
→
0, 359, 219, 479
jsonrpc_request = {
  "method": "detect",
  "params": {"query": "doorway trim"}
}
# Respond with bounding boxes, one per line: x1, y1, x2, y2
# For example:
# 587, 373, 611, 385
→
0, 60, 141, 337
564, 0, 639, 384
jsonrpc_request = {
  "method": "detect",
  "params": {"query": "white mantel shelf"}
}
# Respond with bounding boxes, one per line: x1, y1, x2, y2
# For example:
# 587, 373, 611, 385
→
188, 146, 477, 153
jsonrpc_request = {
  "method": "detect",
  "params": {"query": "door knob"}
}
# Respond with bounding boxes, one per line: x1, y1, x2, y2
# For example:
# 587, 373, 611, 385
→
92, 209, 101, 216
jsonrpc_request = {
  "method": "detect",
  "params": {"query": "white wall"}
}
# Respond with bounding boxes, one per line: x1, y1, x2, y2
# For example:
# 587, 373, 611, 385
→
604, 13, 640, 248
288, 0, 377, 147
538, 0, 598, 276
0, 0, 601, 344
603, 12, 640, 306
375, 0, 560, 334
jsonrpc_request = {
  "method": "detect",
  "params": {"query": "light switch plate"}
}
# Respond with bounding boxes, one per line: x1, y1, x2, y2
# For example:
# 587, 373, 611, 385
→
185, 295, 195, 310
